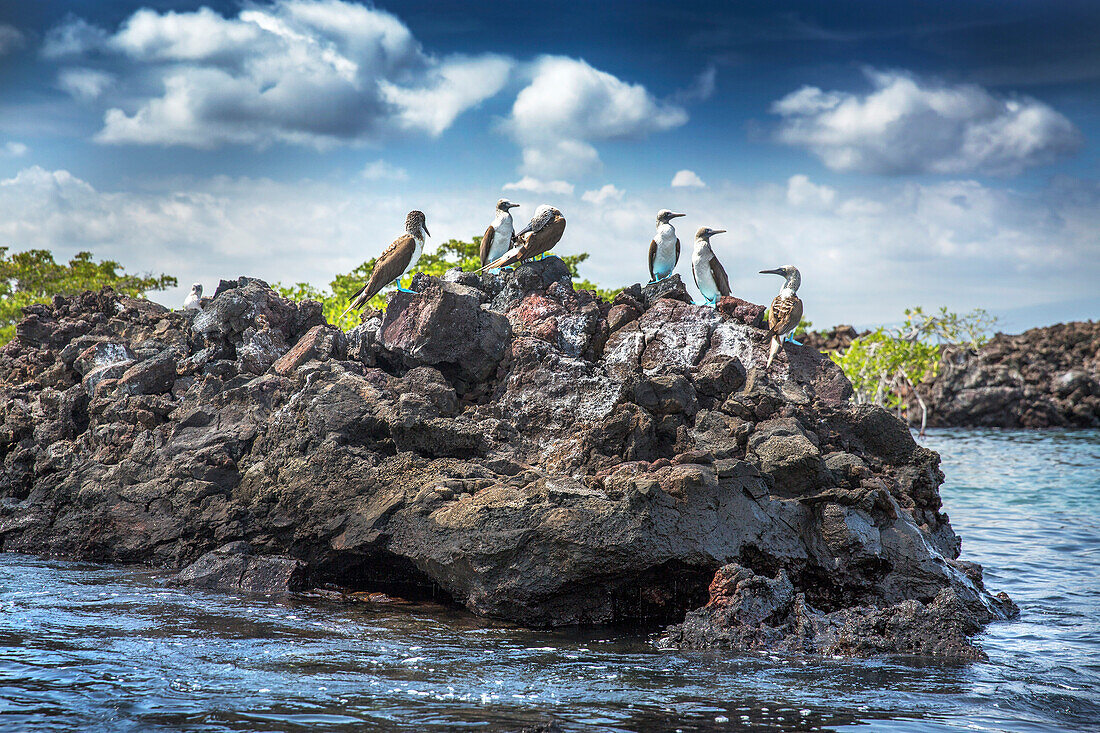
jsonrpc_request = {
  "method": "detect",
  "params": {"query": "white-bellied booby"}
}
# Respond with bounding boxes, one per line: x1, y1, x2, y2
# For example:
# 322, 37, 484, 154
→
691, 226, 731, 306
341, 210, 429, 319
481, 199, 520, 269
649, 209, 685, 282
183, 283, 202, 311
760, 265, 804, 368
479, 204, 565, 272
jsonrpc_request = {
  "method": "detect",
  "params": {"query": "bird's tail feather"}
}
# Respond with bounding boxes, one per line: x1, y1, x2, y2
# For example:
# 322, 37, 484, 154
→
339, 284, 370, 321
766, 336, 781, 368
478, 252, 517, 273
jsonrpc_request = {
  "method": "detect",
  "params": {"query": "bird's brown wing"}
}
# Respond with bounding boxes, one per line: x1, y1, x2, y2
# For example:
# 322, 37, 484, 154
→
480, 225, 495, 268
520, 214, 566, 260
675, 238, 681, 267
709, 256, 732, 297
768, 294, 803, 337
648, 239, 657, 280
349, 234, 416, 311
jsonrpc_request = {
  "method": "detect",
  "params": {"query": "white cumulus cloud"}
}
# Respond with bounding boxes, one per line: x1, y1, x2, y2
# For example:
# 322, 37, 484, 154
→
506, 56, 687, 179
786, 174, 836, 207
361, 159, 408, 181
581, 184, 624, 205
772, 69, 1082, 175
671, 169, 706, 188
45, 1, 513, 149
57, 68, 115, 102
2, 142, 28, 157
503, 176, 575, 196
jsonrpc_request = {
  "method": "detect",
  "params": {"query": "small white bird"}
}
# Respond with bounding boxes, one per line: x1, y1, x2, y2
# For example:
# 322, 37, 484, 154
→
760, 265, 804, 369
648, 209, 685, 282
691, 227, 731, 306
481, 199, 520, 269
183, 283, 202, 311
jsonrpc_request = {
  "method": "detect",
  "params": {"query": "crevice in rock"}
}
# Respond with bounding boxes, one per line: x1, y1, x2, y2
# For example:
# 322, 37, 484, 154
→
310, 552, 456, 605
608, 560, 716, 628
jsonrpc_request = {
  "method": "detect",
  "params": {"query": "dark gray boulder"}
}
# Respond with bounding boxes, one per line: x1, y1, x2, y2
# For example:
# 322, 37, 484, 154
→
171, 542, 307, 594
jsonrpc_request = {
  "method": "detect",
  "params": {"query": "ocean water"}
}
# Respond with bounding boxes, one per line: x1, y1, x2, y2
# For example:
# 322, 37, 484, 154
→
0, 429, 1097, 732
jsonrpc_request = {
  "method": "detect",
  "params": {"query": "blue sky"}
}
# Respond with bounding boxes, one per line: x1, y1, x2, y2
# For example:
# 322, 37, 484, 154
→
1, 0, 1098, 329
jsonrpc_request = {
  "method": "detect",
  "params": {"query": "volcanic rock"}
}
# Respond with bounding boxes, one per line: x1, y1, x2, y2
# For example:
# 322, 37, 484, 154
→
0, 257, 1014, 660
923, 321, 1100, 428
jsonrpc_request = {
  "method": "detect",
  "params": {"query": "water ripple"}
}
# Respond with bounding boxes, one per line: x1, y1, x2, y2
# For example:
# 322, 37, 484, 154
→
0, 429, 1097, 731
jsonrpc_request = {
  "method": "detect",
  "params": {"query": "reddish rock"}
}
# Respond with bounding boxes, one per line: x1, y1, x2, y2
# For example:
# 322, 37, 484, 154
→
716, 296, 767, 328
274, 324, 344, 376
606, 303, 641, 333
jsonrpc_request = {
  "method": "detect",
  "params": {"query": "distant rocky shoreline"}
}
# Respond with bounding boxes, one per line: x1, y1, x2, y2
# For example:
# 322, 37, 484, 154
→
923, 322, 1100, 429
0, 260, 1015, 661
805, 322, 1100, 429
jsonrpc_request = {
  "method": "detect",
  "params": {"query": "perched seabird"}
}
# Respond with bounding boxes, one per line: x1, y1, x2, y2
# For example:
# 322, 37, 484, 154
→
760, 265, 804, 368
691, 226, 731, 305
183, 283, 202, 311
479, 204, 566, 272
648, 209, 685, 282
340, 210, 430, 319
480, 199, 520, 269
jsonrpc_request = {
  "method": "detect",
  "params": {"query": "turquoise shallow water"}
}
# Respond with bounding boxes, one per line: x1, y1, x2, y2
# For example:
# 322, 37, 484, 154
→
0, 429, 1097, 732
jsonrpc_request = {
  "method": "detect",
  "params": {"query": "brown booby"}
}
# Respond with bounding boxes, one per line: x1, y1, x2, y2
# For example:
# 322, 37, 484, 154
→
478, 204, 565, 272
760, 265, 804, 368
480, 199, 520, 269
691, 226, 731, 305
183, 283, 202, 311
649, 209, 685, 282
340, 210, 429, 319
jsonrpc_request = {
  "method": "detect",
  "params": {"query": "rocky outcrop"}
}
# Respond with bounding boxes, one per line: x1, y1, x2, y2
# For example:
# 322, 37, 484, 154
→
171, 541, 306, 593
802, 325, 861, 354
922, 321, 1100, 428
0, 259, 1014, 660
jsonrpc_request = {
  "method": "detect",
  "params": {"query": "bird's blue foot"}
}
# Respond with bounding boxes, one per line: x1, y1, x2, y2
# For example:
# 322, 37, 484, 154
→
397, 286, 416, 294
785, 334, 803, 346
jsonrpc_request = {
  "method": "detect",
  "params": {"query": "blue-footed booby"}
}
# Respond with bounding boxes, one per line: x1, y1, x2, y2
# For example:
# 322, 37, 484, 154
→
183, 283, 202, 311
341, 210, 429, 319
649, 209, 686, 282
760, 265, 804, 368
480, 199, 520, 269
691, 226, 731, 305
479, 204, 565, 272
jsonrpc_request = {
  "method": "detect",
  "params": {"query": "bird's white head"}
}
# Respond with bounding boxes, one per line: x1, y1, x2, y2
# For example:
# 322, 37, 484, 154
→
191, 283, 202, 295
405, 210, 429, 238
694, 226, 726, 244
657, 209, 686, 224
496, 198, 520, 212
759, 265, 801, 292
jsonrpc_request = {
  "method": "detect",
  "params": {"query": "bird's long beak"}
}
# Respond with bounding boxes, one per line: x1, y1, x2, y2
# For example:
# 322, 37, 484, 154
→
507, 202, 521, 210
712, 229, 726, 235
671, 212, 686, 219
759, 268, 783, 275
423, 225, 431, 237
516, 224, 532, 237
